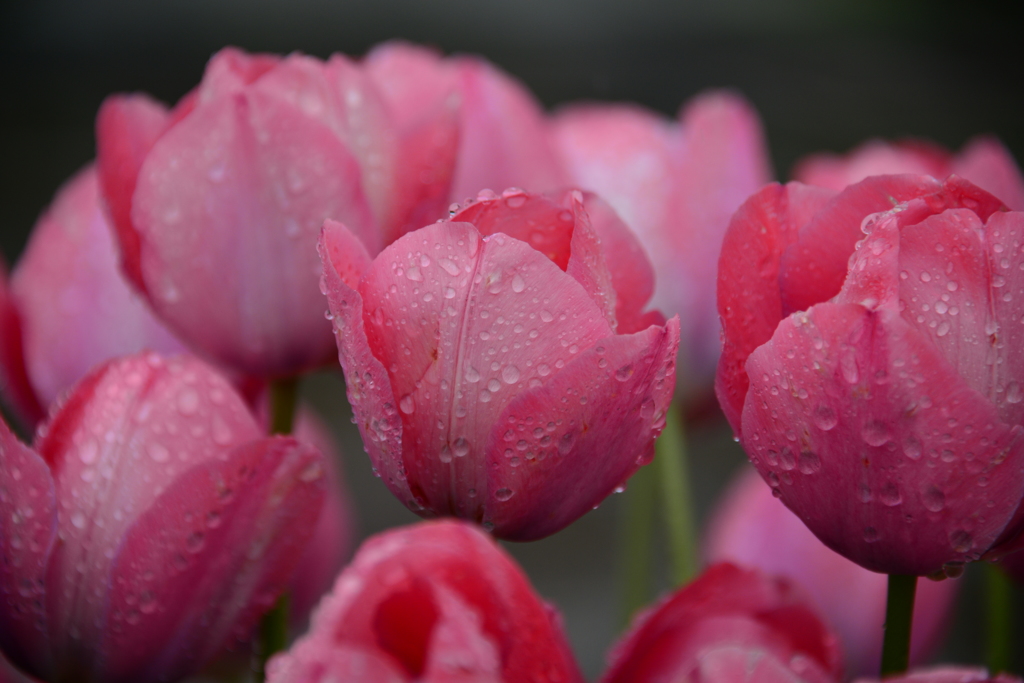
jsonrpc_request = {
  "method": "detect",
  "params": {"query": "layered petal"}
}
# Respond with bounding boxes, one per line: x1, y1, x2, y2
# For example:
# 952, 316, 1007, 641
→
0, 264, 44, 429
793, 140, 950, 193
267, 520, 583, 683
601, 563, 842, 683
10, 166, 183, 410
856, 667, 1022, 683
953, 137, 1024, 211
707, 467, 957, 676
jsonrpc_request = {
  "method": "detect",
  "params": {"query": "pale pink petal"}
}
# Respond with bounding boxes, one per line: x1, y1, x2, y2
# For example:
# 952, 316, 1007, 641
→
715, 182, 836, 435
95, 93, 171, 293
707, 468, 957, 676
0, 264, 44, 429
0, 419, 56, 678
37, 353, 262, 664
687, 646, 832, 683
318, 226, 413, 508
449, 57, 566, 201
101, 436, 325, 682
268, 644, 408, 683
421, 584, 502, 683
11, 166, 183, 409
485, 319, 678, 540
320, 219, 374, 291
195, 47, 282, 103
364, 42, 455, 130
352, 222, 612, 520
954, 137, 1024, 211
856, 666, 1018, 683
132, 88, 375, 376
794, 140, 951, 192
742, 300, 1024, 575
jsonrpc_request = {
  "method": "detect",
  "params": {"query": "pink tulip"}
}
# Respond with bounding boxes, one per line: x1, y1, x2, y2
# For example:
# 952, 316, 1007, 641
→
552, 92, 773, 391
7, 165, 183, 420
716, 174, 1024, 576
96, 46, 453, 378
267, 520, 584, 683
600, 563, 843, 683
0, 352, 326, 683
365, 41, 569, 205
0, 262, 43, 430
855, 667, 1022, 683
794, 137, 1024, 211
706, 467, 957, 676
319, 189, 679, 540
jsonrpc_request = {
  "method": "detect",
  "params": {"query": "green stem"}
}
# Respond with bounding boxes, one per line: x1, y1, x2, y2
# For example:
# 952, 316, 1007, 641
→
254, 594, 290, 681
269, 377, 300, 435
986, 563, 1012, 674
255, 377, 301, 681
620, 462, 656, 625
880, 574, 917, 677
655, 403, 698, 586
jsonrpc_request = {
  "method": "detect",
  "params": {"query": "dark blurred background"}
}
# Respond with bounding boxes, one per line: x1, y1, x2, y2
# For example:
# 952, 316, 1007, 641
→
3, 0, 1023, 679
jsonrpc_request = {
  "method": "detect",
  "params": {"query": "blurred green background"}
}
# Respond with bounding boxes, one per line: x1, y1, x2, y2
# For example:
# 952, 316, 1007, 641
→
2, 0, 1023, 678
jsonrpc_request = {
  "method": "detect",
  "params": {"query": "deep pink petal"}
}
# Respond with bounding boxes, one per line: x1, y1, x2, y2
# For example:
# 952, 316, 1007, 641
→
95, 93, 171, 293
793, 140, 951, 192
11, 166, 183, 409
0, 264, 44, 430
318, 226, 413, 508
101, 436, 325, 683
856, 667, 1019, 683
132, 88, 375, 376
0, 419, 56, 678
449, 57, 566, 201
953, 137, 1024, 211
715, 182, 836, 435
742, 301, 1024, 575
36, 353, 263, 666
707, 467, 957, 676
351, 222, 612, 521
484, 319, 679, 540
668, 91, 774, 379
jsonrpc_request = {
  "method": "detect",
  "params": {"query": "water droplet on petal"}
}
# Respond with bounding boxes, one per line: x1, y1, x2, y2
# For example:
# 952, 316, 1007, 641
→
923, 486, 946, 512
1006, 381, 1023, 404
399, 395, 415, 414
812, 405, 837, 431
495, 488, 514, 501
511, 274, 525, 293
501, 365, 521, 384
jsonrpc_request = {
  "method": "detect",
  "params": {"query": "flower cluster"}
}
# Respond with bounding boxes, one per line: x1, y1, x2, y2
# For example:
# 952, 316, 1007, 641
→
2, 40, 1024, 683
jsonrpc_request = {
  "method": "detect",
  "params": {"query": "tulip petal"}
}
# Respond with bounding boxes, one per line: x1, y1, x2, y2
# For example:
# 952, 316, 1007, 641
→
953, 137, 1024, 211
269, 645, 408, 683
450, 57, 566, 200
11, 166, 183, 409
715, 182, 836, 434
95, 93, 171, 293
132, 87, 375, 375
742, 300, 1024, 575
101, 436, 325, 683
364, 42, 455, 131
0, 264, 44, 429
195, 47, 281, 102
485, 318, 679, 540
354, 222, 613, 520
793, 140, 951, 193
984, 212, 1024, 424
37, 354, 263, 665
0, 419, 56, 678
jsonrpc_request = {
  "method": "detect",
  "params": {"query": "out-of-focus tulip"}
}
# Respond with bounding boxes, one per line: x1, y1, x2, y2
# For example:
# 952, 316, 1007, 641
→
0, 262, 43, 430
600, 563, 843, 683
364, 41, 568, 206
706, 467, 957, 676
267, 520, 584, 683
794, 137, 1024, 211
0, 352, 326, 683
7, 165, 183, 420
319, 189, 678, 540
96, 46, 454, 378
552, 92, 772, 393
716, 174, 1024, 576
855, 667, 1023, 683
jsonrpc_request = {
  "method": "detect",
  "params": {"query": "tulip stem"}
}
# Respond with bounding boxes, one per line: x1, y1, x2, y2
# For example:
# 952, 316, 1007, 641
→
880, 574, 917, 677
621, 461, 656, 624
655, 403, 698, 586
986, 563, 1012, 674
255, 593, 290, 681
269, 377, 300, 435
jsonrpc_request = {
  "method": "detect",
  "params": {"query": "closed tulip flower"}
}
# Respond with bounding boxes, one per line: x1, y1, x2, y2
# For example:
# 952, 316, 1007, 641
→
96, 46, 456, 378
717, 174, 1024, 576
855, 667, 1022, 683
706, 467, 957, 676
5, 165, 183, 424
600, 563, 843, 683
794, 137, 1024, 211
0, 352, 326, 683
320, 189, 678, 539
267, 520, 584, 683
552, 92, 772, 392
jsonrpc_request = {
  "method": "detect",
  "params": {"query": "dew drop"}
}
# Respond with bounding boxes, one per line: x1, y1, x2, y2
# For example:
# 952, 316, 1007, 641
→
147, 443, 170, 463
487, 378, 501, 392
495, 488, 514, 502
71, 512, 87, 530
79, 440, 99, 465
501, 365, 521, 384
923, 486, 946, 512
936, 321, 951, 337
863, 527, 880, 542
879, 482, 902, 506
399, 395, 416, 415
615, 365, 633, 382
1006, 381, 1023, 404
950, 529, 973, 553
452, 438, 470, 458
465, 367, 481, 383
511, 274, 526, 293
861, 420, 893, 447
797, 451, 821, 474
812, 405, 837, 431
